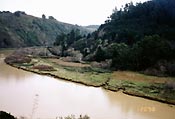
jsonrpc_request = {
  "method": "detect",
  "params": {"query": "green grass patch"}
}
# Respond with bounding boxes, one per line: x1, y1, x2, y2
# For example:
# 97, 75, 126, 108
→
63, 66, 111, 73
32, 58, 112, 86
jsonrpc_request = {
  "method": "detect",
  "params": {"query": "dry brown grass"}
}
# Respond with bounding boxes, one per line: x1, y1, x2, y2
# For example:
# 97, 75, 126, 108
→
48, 58, 90, 68
32, 65, 55, 71
112, 71, 174, 83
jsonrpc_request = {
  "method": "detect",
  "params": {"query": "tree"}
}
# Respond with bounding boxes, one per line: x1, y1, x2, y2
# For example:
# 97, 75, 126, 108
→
14, 11, 20, 17
108, 43, 130, 70
42, 14, 46, 19
132, 35, 172, 70
14, 11, 26, 17
48, 16, 55, 20
94, 45, 107, 62
67, 30, 76, 45
54, 33, 68, 56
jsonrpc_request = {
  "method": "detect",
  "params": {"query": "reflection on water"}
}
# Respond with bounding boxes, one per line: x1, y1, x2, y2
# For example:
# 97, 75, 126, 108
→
0, 60, 33, 81
103, 90, 175, 119
0, 50, 175, 119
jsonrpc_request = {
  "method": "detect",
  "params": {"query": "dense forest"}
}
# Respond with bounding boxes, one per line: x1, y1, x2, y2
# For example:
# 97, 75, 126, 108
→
52, 0, 175, 76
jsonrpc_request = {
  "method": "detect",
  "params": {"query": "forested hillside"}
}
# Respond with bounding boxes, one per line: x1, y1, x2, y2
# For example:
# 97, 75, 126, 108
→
98, 0, 175, 44
53, 0, 175, 76
0, 11, 90, 48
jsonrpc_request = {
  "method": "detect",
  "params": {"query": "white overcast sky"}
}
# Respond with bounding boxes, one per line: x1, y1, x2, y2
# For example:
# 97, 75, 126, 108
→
0, 0, 148, 25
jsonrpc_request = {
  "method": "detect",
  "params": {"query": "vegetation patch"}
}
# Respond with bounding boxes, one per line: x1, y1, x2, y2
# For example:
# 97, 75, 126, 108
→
5, 54, 31, 64
61, 66, 111, 74
0, 111, 16, 119
59, 114, 90, 119
106, 74, 175, 104
32, 65, 55, 71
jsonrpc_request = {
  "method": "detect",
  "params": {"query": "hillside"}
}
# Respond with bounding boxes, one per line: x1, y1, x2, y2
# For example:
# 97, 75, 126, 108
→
50, 0, 175, 76
97, 0, 175, 44
0, 11, 90, 48
1, 0, 175, 76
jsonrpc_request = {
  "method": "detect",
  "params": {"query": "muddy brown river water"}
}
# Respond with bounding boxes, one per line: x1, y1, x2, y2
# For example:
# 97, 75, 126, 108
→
0, 50, 175, 119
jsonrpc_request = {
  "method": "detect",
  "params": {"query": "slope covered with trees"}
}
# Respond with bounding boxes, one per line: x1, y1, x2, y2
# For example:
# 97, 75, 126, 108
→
98, 0, 175, 44
52, 0, 175, 76
0, 11, 90, 48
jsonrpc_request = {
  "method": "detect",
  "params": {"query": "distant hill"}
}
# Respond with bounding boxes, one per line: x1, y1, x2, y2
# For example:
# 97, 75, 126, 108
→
0, 11, 90, 48
83, 25, 99, 32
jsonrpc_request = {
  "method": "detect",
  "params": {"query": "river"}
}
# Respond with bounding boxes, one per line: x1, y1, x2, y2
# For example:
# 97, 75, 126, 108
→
0, 50, 175, 119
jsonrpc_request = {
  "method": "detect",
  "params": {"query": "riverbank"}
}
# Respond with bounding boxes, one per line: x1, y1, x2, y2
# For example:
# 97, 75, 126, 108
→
0, 111, 90, 119
5, 54, 175, 105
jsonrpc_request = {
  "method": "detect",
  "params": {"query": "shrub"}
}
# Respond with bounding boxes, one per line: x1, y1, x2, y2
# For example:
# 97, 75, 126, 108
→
164, 81, 175, 90
64, 48, 83, 62
5, 55, 31, 64
59, 115, 90, 119
166, 61, 175, 76
0, 111, 15, 119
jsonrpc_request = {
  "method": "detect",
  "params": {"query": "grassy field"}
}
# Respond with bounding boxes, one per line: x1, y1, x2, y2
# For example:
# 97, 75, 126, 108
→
106, 71, 175, 104
5, 56, 175, 105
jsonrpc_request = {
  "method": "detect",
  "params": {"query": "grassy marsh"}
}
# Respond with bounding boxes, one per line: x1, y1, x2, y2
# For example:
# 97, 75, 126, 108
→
5, 56, 175, 105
